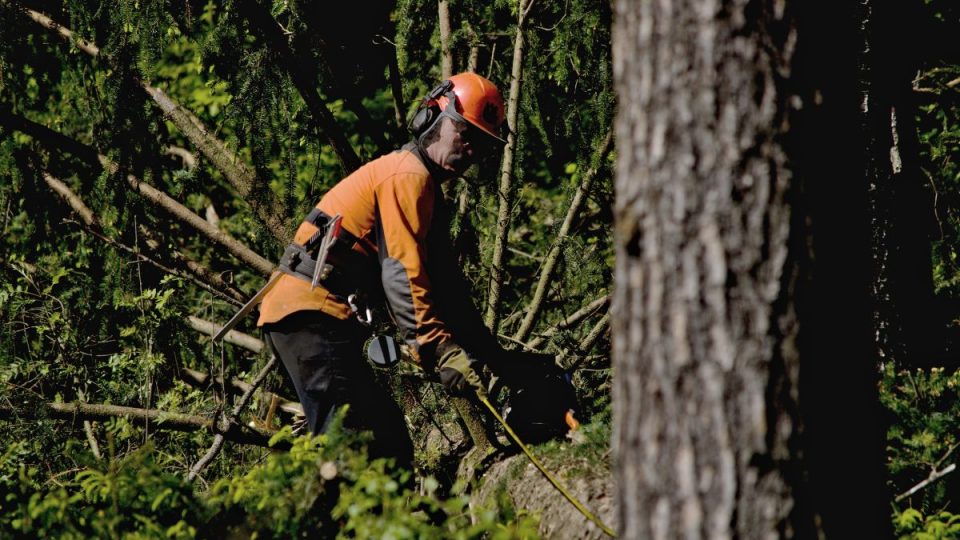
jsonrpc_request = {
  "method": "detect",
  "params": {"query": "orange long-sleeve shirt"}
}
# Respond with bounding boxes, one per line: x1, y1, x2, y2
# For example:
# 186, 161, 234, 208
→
257, 148, 454, 363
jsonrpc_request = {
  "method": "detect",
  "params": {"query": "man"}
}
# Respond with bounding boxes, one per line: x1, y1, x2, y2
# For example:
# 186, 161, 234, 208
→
256, 73, 543, 466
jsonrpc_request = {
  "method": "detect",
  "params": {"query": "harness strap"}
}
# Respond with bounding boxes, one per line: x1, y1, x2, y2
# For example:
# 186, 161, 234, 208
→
303, 208, 360, 248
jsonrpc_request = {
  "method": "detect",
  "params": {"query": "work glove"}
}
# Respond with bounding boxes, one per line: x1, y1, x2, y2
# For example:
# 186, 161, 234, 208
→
436, 344, 488, 398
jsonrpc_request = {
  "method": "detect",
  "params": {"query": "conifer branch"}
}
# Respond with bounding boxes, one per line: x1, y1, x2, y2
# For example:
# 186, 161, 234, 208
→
117, 165, 274, 276
41, 172, 245, 305
485, 0, 533, 331
234, 0, 362, 172
188, 355, 279, 481
137, 225, 247, 304
0, 402, 282, 448
527, 295, 610, 350
142, 84, 289, 243
513, 131, 613, 342
3, 112, 273, 276
20, 5, 290, 243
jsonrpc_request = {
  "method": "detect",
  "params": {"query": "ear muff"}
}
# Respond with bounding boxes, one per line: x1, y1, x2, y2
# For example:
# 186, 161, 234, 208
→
409, 80, 455, 136
409, 105, 439, 136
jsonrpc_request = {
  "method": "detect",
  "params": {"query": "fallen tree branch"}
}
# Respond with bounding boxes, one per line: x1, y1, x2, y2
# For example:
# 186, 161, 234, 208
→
42, 171, 246, 305
187, 316, 264, 353
178, 366, 303, 417
513, 131, 613, 343
188, 355, 279, 481
3, 112, 273, 275
578, 312, 610, 354
527, 295, 610, 350
138, 225, 246, 304
21, 5, 290, 243
0, 401, 282, 448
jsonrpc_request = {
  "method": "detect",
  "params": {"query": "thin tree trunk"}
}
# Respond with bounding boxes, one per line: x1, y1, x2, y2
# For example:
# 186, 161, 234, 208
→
21, 6, 290, 243
388, 45, 406, 130
484, 0, 534, 331
439, 0, 454, 79
513, 131, 612, 343
861, 0, 938, 367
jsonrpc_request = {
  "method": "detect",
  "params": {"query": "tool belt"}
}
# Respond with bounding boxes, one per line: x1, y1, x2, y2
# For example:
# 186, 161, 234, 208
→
278, 209, 377, 302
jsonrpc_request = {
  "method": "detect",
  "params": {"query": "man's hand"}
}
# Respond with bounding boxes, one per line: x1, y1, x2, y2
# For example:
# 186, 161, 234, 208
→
436, 345, 487, 398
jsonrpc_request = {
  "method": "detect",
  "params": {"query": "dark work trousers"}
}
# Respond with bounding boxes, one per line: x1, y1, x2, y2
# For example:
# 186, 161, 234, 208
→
263, 310, 413, 468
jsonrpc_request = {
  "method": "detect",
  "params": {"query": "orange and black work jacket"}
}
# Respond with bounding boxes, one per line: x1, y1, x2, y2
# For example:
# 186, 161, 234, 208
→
257, 145, 497, 366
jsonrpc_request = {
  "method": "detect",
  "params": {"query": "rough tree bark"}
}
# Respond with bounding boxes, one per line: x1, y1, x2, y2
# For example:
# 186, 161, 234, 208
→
612, 0, 889, 538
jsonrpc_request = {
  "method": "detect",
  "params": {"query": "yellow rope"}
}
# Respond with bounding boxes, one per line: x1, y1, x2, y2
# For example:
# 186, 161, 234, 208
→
478, 395, 616, 538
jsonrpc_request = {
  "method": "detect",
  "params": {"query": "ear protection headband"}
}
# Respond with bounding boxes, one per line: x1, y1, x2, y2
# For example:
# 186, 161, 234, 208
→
409, 80, 457, 136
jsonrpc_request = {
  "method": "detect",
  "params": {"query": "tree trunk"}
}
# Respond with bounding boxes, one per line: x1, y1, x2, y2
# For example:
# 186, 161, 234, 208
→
484, 0, 533, 331
612, 0, 889, 537
861, 0, 940, 368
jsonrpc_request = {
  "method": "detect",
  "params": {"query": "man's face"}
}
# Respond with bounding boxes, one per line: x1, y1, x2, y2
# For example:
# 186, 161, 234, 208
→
425, 116, 499, 175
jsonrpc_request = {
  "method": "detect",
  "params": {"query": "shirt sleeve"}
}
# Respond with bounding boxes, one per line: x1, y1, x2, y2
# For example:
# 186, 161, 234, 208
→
375, 172, 452, 364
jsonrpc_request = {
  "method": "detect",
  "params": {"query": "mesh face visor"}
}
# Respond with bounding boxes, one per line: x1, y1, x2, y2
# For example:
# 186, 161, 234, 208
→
439, 97, 505, 160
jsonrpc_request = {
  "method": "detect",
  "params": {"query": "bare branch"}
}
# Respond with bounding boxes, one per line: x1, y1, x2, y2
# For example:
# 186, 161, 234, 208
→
527, 295, 610, 350
20, 6, 99, 55
165, 146, 197, 169
4, 112, 273, 276
188, 355, 279, 481
83, 421, 101, 459
43, 171, 244, 304
178, 367, 303, 417
118, 168, 274, 275
513, 131, 613, 342
895, 463, 957, 503
187, 316, 264, 353
42, 172, 96, 226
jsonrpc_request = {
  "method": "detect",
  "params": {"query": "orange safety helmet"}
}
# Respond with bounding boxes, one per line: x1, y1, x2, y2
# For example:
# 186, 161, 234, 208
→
438, 72, 506, 144
411, 72, 507, 145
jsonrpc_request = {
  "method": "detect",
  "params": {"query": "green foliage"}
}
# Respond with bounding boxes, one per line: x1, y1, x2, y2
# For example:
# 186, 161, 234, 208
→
884, 364, 960, 517
893, 508, 960, 539
0, 0, 613, 535
0, 418, 539, 539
